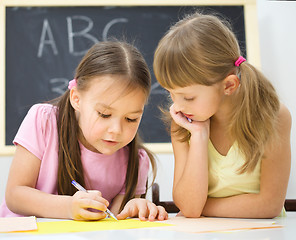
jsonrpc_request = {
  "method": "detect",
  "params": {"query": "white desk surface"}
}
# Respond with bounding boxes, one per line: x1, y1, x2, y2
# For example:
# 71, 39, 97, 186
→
1, 212, 296, 240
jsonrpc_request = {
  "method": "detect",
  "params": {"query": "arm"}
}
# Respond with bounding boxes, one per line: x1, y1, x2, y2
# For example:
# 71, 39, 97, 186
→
170, 105, 210, 217
202, 104, 291, 218
5, 145, 110, 220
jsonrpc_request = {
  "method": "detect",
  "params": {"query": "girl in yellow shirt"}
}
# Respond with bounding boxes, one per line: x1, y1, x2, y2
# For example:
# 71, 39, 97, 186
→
153, 12, 291, 218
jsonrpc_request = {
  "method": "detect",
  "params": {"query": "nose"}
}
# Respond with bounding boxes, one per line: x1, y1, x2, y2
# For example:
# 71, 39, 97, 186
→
170, 93, 184, 112
172, 101, 184, 113
108, 119, 122, 135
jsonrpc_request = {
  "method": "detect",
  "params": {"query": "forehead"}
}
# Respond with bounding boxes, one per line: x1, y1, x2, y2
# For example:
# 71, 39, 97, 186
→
81, 75, 147, 110
168, 83, 221, 95
167, 84, 200, 95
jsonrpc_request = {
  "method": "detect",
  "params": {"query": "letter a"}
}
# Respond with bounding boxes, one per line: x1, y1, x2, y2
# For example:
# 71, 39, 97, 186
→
37, 19, 58, 58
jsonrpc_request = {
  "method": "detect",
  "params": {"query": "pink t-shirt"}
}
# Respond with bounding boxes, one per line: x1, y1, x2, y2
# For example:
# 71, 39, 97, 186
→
0, 104, 149, 217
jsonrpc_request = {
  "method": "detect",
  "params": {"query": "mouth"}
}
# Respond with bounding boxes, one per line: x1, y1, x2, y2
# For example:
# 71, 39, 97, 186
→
183, 113, 194, 119
102, 140, 119, 146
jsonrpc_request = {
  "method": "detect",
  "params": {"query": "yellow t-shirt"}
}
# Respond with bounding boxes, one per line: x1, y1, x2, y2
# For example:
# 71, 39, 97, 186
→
208, 140, 261, 198
208, 140, 286, 217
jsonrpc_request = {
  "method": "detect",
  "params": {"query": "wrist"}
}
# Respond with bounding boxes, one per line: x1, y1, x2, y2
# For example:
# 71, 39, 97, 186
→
67, 196, 74, 219
190, 130, 209, 142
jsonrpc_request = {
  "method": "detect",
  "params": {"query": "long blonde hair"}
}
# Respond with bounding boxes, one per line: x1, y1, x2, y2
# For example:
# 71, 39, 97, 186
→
153, 12, 279, 173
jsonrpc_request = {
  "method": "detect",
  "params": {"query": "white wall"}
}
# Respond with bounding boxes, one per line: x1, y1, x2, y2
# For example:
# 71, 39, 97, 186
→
0, 0, 295, 204
0, 156, 12, 201
257, 0, 296, 199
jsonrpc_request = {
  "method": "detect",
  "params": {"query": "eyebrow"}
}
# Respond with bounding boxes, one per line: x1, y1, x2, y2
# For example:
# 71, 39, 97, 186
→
172, 90, 194, 95
96, 103, 144, 114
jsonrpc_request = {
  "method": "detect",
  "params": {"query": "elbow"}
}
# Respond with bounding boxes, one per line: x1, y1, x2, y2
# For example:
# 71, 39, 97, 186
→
265, 203, 284, 219
180, 208, 202, 218
5, 187, 18, 214
259, 198, 284, 219
173, 196, 203, 218
5, 190, 14, 212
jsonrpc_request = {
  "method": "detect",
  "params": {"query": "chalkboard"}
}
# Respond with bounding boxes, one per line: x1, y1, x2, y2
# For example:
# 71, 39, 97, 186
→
1, 2, 256, 154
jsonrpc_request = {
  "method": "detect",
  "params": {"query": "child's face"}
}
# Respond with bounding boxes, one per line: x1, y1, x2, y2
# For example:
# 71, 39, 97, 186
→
167, 83, 225, 122
71, 75, 147, 155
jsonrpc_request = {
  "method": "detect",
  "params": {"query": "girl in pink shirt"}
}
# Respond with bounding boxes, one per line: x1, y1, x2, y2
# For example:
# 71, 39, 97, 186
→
0, 41, 168, 221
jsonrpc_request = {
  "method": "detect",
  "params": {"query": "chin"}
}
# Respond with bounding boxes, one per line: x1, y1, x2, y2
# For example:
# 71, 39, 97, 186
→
196, 116, 211, 122
97, 147, 119, 155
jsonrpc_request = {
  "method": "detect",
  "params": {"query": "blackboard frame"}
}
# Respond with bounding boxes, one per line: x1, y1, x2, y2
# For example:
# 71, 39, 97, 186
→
0, 0, 260, 155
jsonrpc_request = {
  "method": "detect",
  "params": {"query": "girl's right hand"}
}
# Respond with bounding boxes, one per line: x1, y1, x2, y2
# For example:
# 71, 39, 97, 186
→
169, 104, 210, 139
70, 190, 110, 220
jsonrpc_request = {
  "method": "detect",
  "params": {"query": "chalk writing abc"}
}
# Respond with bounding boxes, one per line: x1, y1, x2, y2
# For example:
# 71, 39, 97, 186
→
36, 15, 164, 96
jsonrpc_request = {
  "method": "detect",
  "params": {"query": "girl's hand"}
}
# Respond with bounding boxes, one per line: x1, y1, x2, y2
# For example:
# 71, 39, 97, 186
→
170, 104, 210, 139
116, 198, 168, 221
70, 190, 110, 220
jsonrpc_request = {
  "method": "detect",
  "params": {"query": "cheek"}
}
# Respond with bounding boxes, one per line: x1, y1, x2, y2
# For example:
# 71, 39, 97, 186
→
205, 96, 222, 114
124, 123, 140, 139
79, 114, 103, 137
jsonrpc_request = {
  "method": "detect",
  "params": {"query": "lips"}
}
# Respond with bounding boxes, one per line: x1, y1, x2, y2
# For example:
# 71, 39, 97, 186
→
183, 113, 193, 119
102, 140, 119, 146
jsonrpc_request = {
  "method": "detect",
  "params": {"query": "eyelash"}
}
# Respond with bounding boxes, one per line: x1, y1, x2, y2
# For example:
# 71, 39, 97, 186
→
98, 112, 111, 118
126, 118, 138, 123
184, 97, 195, 101
98, 112, 138, 123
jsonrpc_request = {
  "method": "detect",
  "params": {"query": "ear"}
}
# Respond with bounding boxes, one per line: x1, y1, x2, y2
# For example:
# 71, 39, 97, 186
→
69, 88, 80, 111
222, 74, 240, 96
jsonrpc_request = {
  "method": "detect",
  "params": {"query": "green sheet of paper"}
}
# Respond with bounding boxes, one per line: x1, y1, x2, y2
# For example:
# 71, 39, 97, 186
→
29, 218, 172, 235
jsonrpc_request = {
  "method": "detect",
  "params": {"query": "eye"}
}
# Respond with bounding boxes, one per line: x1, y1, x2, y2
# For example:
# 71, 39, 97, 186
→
126, 117, 138, 123
98, 112, 111, 118
184, 97, 195, 101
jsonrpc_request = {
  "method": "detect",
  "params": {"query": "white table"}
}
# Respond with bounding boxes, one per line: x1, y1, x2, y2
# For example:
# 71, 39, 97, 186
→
1, 212, 296, 240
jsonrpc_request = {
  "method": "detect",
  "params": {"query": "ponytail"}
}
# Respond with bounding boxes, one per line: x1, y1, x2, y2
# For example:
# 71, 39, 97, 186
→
51, 92, 86, 195
229, 62, 280, 173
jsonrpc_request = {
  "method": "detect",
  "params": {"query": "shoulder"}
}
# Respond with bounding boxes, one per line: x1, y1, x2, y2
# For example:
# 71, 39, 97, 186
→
138, 148, 150, 161
138, 148, 150, 168
28, 103, 57, 119
13, 104, 58, 158
264, 102, 291, 156
24, 103, 58, 135
276, 103, 292, 134
138, 148, 149, 158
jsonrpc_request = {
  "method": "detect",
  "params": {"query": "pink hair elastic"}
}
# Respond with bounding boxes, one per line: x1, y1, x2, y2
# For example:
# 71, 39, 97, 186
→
235, 56, 246, 66
68, 79, 77, 90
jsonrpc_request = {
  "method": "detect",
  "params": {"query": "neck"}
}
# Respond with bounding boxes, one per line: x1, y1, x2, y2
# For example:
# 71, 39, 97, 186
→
211, 96, 233, 127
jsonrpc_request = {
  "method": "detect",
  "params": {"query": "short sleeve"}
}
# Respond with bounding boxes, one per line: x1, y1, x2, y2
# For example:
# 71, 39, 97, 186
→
13, 104, 56, 160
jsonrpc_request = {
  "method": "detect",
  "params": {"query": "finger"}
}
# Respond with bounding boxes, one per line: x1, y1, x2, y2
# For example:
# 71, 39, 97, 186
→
156, 206, 168, 221
169, 107, 188, 126
75, 208, 107, 221
74, 190, 109, 208
86, 191, 109, 207
117, 201, 138, 220
87, 190, 102, 197
116, 209, 130, 220
138, 202, 149, 221
147, 202, 158, 221
79, 197, 108, 212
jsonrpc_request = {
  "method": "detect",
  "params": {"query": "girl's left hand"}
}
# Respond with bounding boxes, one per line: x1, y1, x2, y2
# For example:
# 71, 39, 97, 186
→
170, 104, 210, 138
116, 198, 168, 221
